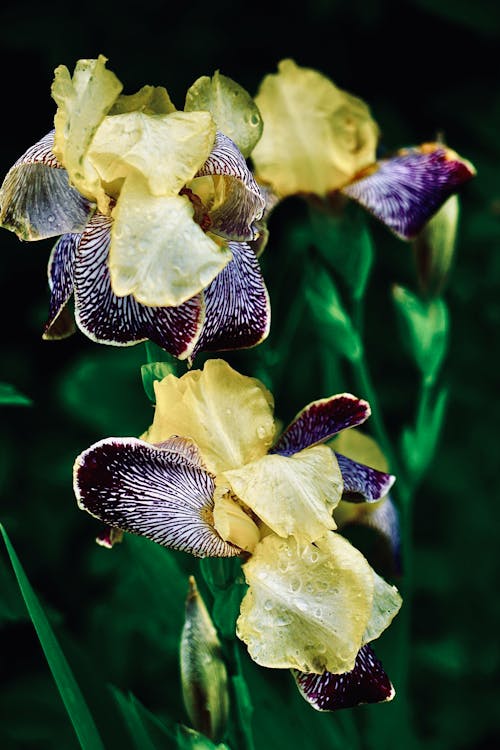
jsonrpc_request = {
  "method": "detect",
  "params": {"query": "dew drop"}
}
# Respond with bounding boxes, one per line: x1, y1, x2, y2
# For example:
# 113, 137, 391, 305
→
278, 560, 289, 573
256, 425, 267, 439
264, 599, 273, 611
47, 214, 55, 224
290, 578, 301, 593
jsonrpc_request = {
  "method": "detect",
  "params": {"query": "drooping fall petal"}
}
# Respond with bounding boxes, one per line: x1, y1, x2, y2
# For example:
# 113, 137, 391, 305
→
223, 446, 341, 544
109, 176, 231, 307
335, 453, 395, 502
73, 436, 239, 558
0, 130, 93, 240
192, 131, 265, 241
271, 394, 371, 456
342, 143, 476, 240
44, 232, 78, 340
73, 213, 204, 358
192, 241, 270, 356
293, 644, 394, 711
144, 359, 276, 474
237, 532, 374, 674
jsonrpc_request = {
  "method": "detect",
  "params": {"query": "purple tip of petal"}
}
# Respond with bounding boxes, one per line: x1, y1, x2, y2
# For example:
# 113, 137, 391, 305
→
192, 241, 270, 357
342, 143, 476, 240
95, 525, 124, 548
73, 214, 204, 358
293, 644, 394, 711
271, 394, 371, 456
335, 453, 396, 503
74, 437, 239, 558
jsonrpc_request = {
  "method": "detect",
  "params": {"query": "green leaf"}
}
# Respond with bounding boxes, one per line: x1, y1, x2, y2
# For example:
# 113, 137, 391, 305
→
0, 382, 32, 406
175, 724, 230, 749
305, 265, 362, 362
141, 361, 175, 403
392, 285, 449, 382
309, 203, 374, 300
0, 523, 105, 750
401, 386, 448, 479
112, 687, 176, 750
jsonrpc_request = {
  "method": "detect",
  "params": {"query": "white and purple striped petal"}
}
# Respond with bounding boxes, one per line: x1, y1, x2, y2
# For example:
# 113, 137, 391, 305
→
335, 452, 395, 503
73, 214, 204, 358
271, 395, 371, 456
74, 437, 240, 558
192, 241, 270, 356
0, 130, 94, 240
292, 644, 394, 711
196, 132, 265, 241
43, 232, 79, 340
342, 144, 476, 240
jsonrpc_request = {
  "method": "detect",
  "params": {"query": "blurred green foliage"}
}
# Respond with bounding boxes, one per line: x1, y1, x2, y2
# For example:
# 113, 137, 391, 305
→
0, 1, 499, 748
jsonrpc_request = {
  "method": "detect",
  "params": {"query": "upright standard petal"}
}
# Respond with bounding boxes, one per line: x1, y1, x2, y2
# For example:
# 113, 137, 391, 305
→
271, 394, 371, 456
237, 533, 374, 675
0, 131, 93, 240
73, 213, 204, 358
342, 143, 476, 240
193, 132, 265, 241
74, 436, 239, 558
109, 176, 231, 307
293, 644, 394, 711
223, 446, 341, 544
251, 59, 379, 197
144, 359, 276, 474
192, 241, 270, 356
44, 232, 79, 340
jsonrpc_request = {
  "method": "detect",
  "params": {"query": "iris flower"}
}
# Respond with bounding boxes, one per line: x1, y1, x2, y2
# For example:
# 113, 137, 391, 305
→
251, 59, 476, 240
74, 358, 402, 710
0, 57, 269, 359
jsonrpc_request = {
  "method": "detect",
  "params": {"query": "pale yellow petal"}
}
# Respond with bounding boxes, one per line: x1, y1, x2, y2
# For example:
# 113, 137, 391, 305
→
89, 110, 216, 197
213, 483, 261, 553
109, 85, 176, 116
144, 359, 276, 474
223, 445, 342, 544
252, 58, 379, 197
51, 55, 123, 211
109, 176, 231, 306
237, 532, 374, 674
363, 570, 402, 644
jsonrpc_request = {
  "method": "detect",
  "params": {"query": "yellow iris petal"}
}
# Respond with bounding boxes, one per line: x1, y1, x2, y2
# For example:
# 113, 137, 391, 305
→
363, 570, 402, 644
237, 532, 374, 674
144, 359, 276, 474
252, 58, 379, 197
223, 445, 342, 544
51, 55, 123, 212
108, 175, 231, 306
89, 110, 216, 197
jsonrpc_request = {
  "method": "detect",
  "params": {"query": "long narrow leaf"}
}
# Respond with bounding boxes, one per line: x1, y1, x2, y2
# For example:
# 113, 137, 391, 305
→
0, 523, 105, 750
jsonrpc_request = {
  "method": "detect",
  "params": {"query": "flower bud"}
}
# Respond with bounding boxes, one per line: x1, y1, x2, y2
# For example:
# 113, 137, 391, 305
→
413, 194, 460, 298
180, 576, 229, 742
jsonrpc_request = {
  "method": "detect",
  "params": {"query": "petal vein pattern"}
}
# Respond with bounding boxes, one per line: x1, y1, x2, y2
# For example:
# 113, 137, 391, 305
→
73, 437, 239, 557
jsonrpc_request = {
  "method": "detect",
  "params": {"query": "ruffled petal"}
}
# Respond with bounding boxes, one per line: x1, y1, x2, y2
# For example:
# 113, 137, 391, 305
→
342, 143, 476, 240
109, 176, 231, 307
192, 241, 270, 356
0, 130, 93, 240
73, 436, 239, 558
43, 232, 78, 340
144, 359, 276, 474
271, 394, 371, 456
237, 532, 374, 674
335, 452, 395, 502
223, 446, 341, 544
73, 213, 204, 358
293, 644, 394, 711
251, 58, 379, 197
363, 569, 402, 644
193, 132, 265, 241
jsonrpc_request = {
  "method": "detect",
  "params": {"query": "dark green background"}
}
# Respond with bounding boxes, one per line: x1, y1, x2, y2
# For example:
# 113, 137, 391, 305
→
0, 1, 498, 748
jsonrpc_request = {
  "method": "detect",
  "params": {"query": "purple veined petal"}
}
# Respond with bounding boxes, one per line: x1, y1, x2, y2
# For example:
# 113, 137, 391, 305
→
335, 452, 395, 503
271, 394, 371, 456
74, 436, 240, 558
342, 143, 476, 240
292, 644, 394, 711
196, 131, 265, 242
73, 214, 204, 359
43, 232, 79, 340
191, 241, 270, 357
0, 130, 94, 240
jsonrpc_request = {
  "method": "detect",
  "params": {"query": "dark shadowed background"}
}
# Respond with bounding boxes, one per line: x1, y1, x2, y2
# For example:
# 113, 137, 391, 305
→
0, 1, 498, 748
